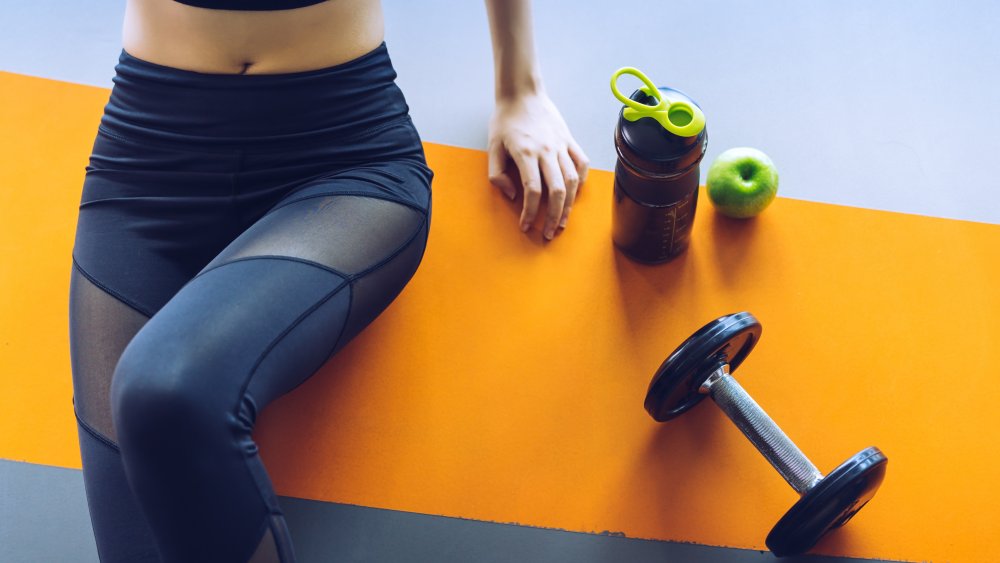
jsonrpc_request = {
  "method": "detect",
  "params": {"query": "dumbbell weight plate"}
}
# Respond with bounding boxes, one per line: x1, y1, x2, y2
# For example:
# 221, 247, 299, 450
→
766, 446, 888, 557
644, 312, 762, 422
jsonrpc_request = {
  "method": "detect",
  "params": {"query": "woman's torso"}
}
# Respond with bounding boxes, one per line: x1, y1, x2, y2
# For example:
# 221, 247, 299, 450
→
122, 0, 384, 75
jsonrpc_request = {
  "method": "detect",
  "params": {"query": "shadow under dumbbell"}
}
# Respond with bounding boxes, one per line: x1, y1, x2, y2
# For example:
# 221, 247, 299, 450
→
630, 400, 728, 528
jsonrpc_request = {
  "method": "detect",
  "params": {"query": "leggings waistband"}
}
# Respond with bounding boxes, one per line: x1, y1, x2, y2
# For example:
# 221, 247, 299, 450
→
99, 42, 411, 149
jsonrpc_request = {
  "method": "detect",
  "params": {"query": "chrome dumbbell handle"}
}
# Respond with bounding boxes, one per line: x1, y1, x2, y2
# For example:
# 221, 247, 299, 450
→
700, 365, 823, 495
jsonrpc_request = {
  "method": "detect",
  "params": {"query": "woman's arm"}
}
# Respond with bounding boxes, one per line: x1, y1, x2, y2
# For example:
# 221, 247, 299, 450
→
484, 0, 589, 240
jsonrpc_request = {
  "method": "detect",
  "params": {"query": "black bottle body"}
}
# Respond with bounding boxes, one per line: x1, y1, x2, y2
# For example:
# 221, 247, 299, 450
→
612, 87, 707, 263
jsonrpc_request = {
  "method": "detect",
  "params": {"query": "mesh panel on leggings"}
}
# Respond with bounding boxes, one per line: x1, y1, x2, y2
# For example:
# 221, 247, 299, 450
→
201, 195, 426, 275
69, 262, 150, 443
335, 217, 429, 351
199, 194, 429, 354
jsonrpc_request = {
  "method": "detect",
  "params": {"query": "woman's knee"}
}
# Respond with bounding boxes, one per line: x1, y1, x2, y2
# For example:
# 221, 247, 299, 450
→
110, 333, 225, 455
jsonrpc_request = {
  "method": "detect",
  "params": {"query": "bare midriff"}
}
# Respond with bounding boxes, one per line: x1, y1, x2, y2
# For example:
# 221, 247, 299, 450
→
122, 0, 384, 75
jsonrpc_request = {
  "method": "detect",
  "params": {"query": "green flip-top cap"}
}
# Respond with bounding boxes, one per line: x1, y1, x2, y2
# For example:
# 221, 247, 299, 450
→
611, 67, 706, 137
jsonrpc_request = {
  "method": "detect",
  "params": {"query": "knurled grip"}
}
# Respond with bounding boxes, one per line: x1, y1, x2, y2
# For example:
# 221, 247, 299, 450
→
707, 371, 823, 494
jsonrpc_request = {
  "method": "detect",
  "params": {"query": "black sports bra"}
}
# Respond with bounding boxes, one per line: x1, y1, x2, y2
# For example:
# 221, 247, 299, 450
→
174, 0, 329, 10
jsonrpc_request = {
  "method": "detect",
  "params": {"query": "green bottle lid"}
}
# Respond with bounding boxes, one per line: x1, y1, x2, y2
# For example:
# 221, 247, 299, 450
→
610, 67, 706, 138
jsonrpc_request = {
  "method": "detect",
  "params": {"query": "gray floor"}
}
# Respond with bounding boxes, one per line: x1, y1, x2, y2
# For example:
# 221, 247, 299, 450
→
1, 460, 899, 563
0, 0, 997, 224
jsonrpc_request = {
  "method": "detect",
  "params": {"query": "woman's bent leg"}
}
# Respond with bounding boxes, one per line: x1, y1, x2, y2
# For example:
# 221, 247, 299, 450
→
110, 192, 430, 563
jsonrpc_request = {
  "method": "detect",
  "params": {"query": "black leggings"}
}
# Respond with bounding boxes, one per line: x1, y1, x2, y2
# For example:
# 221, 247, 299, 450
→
69, 43, 432, 562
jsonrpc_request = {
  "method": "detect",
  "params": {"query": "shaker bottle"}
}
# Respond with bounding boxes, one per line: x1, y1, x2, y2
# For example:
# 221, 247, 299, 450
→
610, 67, 708, 263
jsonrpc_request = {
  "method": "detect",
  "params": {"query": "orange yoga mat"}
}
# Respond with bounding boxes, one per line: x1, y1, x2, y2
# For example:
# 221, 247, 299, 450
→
1, 71, 998, 562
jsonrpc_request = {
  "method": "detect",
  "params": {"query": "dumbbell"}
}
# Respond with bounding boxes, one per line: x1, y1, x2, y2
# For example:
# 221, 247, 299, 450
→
644, 312, 887, 557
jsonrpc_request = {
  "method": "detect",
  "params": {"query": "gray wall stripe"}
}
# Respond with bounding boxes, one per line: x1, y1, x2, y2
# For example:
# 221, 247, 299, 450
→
1, 1, 997, 224
2, 459, 900, 562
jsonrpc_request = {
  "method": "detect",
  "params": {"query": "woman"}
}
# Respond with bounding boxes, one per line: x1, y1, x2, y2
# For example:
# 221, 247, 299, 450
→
68, 0, 589, 561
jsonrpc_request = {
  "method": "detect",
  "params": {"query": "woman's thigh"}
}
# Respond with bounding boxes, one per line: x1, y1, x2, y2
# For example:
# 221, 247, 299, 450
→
157, 189, 432, 413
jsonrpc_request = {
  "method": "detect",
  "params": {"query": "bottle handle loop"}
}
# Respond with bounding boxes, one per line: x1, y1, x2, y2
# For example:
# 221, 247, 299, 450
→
610, 67, 705, 137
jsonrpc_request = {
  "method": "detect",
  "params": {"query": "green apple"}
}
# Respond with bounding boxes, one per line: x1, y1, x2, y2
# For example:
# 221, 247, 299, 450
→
706, 147, 779, 218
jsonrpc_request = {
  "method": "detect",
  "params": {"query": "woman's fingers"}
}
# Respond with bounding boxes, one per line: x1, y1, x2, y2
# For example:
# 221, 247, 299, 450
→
486, 91, 588, 238
568, 139, 590, 185
557, 149, 580, 230
539, 152, 566, 240
506, 145, 580, 239
487, 141, 517, 200
511, 149, 543, 233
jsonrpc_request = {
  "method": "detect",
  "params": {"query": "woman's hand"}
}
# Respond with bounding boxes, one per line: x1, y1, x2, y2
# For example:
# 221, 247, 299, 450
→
488, 91, 590, 240
483, 0, 590, 240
